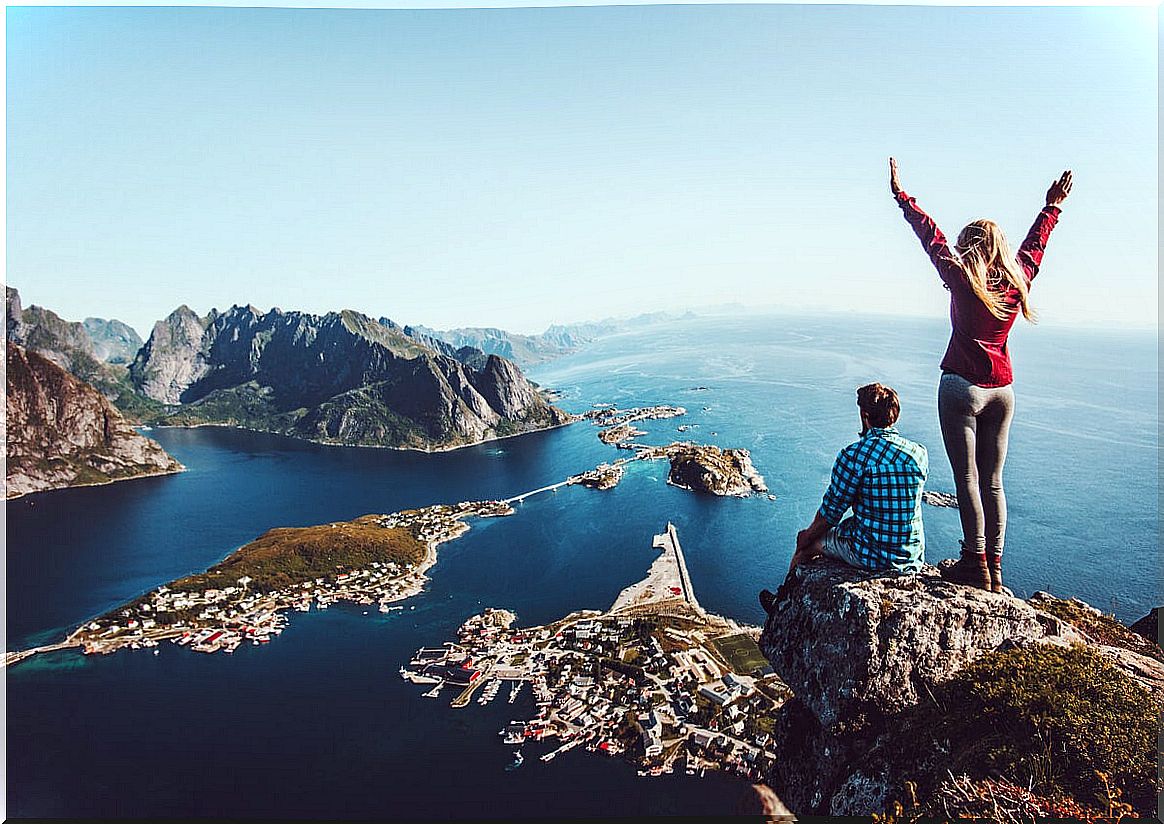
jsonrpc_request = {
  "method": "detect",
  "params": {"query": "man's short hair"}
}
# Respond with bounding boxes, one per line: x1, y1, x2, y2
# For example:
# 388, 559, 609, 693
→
857, 383, 900, 428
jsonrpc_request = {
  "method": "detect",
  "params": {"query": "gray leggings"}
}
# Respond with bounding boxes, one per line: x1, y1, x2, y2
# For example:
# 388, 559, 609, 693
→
937, 372, 1016, 556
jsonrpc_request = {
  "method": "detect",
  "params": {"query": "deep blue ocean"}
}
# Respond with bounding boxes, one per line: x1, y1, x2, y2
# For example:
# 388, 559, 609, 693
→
5, 313, 1158, 817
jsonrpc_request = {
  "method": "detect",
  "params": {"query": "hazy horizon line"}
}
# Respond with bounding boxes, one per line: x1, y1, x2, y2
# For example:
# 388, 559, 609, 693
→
6, 280, 1158, 343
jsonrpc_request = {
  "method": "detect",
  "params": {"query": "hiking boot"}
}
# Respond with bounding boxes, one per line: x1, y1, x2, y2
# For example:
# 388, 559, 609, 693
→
759, 588, 778, 614
940, 547, 991, 590
987, 553, 1003, 593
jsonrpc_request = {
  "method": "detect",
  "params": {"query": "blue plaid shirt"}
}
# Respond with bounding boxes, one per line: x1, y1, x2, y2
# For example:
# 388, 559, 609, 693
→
819, 426, 928, 572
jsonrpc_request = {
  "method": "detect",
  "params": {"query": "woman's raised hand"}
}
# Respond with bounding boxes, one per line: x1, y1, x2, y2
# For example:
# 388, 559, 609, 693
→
1045, 170, 1073, 207
889, 157, 903, 195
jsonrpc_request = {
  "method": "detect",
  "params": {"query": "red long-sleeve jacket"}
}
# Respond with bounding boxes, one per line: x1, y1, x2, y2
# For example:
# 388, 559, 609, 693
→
896, 190, 1061, 387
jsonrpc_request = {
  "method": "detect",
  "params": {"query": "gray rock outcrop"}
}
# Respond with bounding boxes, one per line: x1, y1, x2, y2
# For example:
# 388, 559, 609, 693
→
83, 317, 144, 364
760, 563, 1074, 728
757, 560, 1164, 816
6, 285, 28, 342
5, 287, 144, 407
5, 345, 183, 498
129, 305, 215, 404
635, 442, 768, 496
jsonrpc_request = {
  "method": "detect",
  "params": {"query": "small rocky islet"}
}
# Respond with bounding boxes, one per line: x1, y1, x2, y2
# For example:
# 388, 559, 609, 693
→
585, 404, 769, 498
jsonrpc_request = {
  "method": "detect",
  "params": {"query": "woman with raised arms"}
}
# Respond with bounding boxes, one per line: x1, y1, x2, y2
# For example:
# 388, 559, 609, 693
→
890, 158, 1072, 592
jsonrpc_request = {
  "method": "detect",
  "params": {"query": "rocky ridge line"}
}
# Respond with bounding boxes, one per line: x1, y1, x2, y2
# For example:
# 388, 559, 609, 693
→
129, 304, 572, 450
5, 345, 183, 498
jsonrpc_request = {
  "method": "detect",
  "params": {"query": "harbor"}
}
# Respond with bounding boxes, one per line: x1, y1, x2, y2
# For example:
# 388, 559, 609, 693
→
403, 524, 788, 783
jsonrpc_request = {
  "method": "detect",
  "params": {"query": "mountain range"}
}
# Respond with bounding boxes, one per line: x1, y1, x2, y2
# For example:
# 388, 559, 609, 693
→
5, 288, 684, 494
5, 286, 145, 408
129, 303, 571, 450
409, 311, 686, 368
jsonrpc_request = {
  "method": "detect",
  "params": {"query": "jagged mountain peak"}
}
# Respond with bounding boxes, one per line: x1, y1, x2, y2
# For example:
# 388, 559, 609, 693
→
82, 317, 143, 365
128, 300, 570, 448
223, 303, 263, 319
5, 287, 143, 402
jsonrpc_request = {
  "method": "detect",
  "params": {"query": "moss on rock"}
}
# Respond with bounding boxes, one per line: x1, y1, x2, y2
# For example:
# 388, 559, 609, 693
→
898, 643, 1157, 817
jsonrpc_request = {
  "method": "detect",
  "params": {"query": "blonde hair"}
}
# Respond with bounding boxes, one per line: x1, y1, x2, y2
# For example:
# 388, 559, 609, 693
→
955, 220, 1037, 322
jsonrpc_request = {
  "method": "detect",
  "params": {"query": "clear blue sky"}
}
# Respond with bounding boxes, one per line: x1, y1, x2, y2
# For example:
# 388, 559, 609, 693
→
6, 4, 1158, 337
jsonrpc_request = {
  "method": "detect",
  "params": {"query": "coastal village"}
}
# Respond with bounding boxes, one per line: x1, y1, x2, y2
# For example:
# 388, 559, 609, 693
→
403, 523, 788, 782
5, 398, 961, 671
6, 399, 777, 669
50, 500, 514, 660
585, 404, 687, 445
4, 395, 983, 797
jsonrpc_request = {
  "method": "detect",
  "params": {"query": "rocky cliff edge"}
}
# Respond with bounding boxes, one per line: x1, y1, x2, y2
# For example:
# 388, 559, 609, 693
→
758, 560, 1162, 819
6, 345, 184, 498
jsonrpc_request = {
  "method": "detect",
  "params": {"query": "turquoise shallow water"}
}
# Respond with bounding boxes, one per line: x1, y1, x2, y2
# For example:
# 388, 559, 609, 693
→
5, 312, 1158, 817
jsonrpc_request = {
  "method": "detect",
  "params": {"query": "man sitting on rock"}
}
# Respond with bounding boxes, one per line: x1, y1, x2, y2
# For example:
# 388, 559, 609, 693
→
762, 383, 927, 611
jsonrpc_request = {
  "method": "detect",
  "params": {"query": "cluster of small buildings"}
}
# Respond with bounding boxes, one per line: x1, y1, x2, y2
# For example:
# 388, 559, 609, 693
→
567, 463, 626, 490
385, 499, 512, 544
407, 607, 785, 782
584, 405, 688, 428
587, 405, 688, 447
74, 500, 514, 658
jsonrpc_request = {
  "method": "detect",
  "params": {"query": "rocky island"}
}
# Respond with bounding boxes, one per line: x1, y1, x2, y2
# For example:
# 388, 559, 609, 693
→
921, 490, 958, 508
5, 344, 183, 499
404, 523, 788, 782
640, 442, 768, 497
585, 404, 686, 445
585, 404, 769, 498
597, 423, 648, 445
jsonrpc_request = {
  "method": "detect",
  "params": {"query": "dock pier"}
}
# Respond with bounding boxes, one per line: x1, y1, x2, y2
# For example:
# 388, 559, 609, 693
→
3, 641, 80, 668
451, 665, 494, 708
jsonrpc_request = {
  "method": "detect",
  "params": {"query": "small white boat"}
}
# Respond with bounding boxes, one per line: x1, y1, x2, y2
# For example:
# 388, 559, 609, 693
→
400, 667, 441, 685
